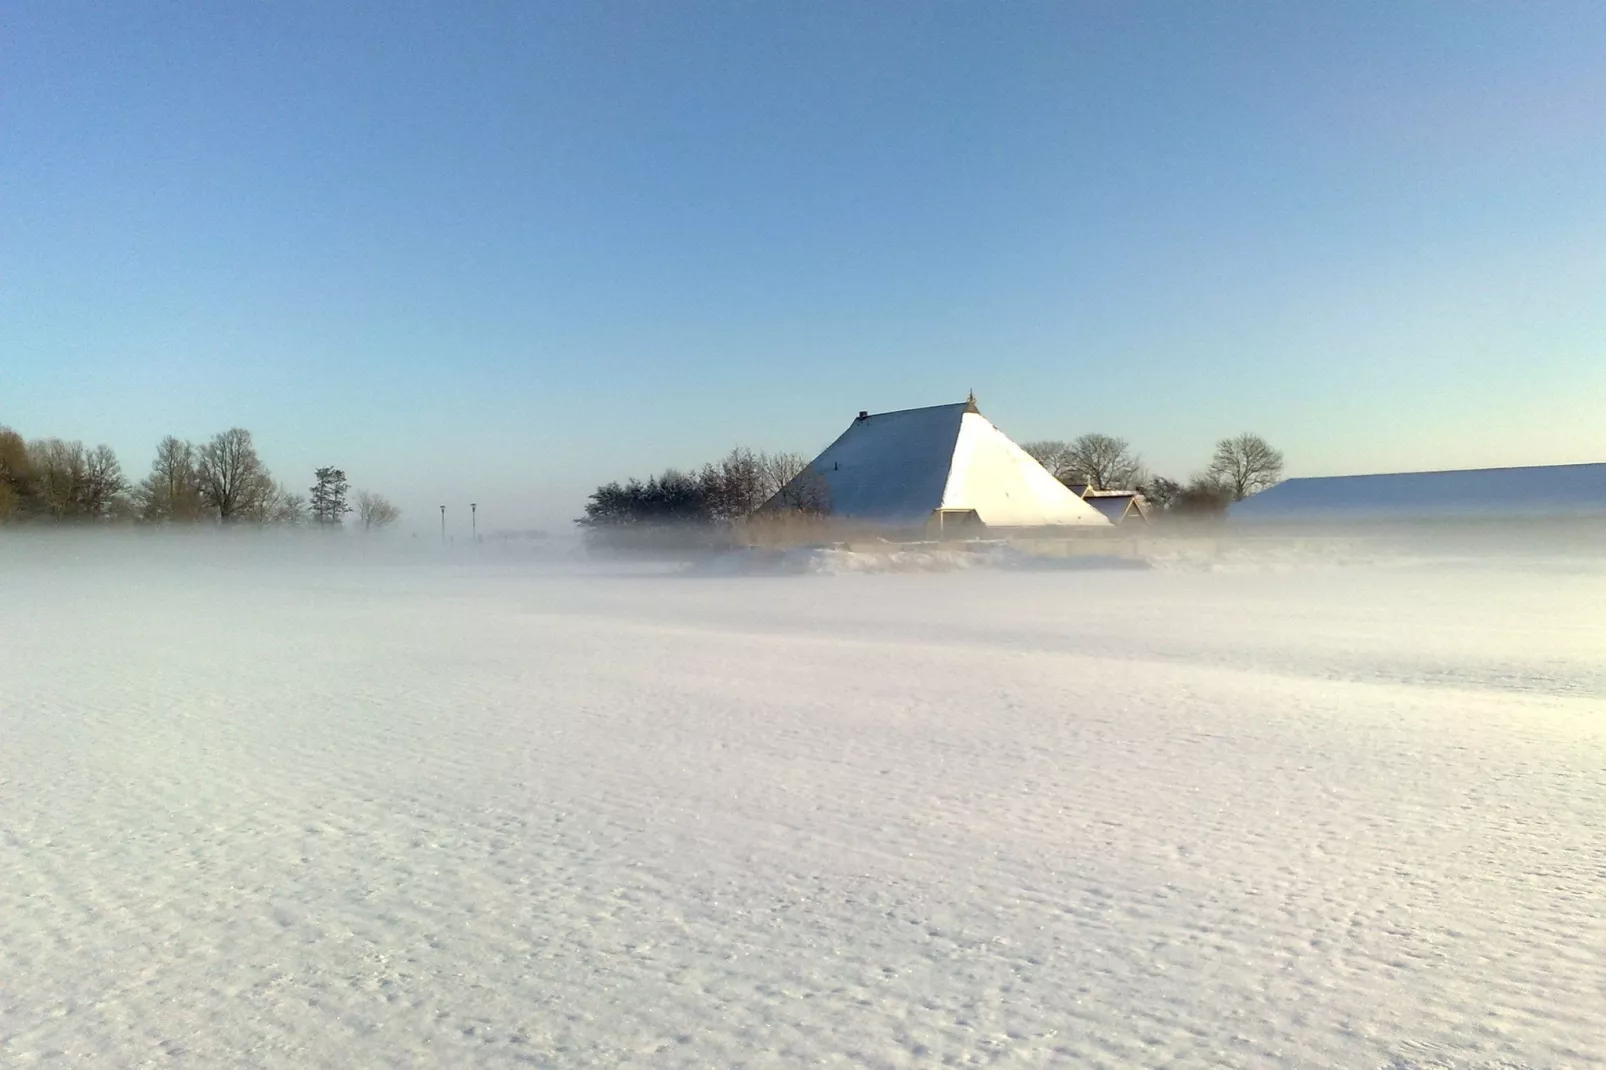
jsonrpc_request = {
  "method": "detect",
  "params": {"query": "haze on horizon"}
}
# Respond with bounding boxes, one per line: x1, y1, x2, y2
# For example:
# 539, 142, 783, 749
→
5, 1, 1605, 531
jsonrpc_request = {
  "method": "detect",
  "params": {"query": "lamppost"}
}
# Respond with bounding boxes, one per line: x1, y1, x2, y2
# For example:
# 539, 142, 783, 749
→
439, 504, 445, 545
470, 502, 477, 543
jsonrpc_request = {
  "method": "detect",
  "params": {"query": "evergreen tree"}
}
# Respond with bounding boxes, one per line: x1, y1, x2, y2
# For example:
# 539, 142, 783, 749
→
309, 467, 351, 526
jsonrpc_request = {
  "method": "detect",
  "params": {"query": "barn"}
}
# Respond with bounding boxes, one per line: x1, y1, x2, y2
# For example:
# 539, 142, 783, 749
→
1230, 462, 1606, 523
1081, 490, 1150, 525
766, 399, 1111, 532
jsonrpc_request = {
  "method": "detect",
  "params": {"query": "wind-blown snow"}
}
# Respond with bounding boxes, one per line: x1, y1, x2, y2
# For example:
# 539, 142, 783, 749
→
2, 536, 1603, 1068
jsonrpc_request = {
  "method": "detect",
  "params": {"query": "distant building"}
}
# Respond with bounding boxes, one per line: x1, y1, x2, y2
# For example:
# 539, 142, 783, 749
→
1230, 462, 1606, 523
765, 399, 1111, 531
1080, 490, 1151, 525
1058, 481, 1151, 524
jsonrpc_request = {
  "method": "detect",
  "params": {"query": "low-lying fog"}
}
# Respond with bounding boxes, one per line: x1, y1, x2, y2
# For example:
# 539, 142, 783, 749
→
3, 526, 1603, 1068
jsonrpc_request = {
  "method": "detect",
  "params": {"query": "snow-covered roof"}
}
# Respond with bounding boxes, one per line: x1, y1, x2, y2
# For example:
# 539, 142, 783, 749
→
1231, 462, 1606, 522
1084, 492, 1148, 524
770, 402, 1111, 528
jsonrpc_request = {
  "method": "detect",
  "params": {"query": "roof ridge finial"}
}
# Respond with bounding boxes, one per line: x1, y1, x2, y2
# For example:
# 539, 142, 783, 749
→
965, 389, 979, 413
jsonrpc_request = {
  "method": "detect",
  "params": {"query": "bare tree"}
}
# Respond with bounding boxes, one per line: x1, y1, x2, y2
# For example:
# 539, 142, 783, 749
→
1207, 433, 1284, 501
703, 448, 816, 522
19, 440, 116, 519
697, 448, 820, 523
135, 436, 205, 522
765, 462, 832, 515
25, 440, 123, 518
1022, 440, 1075, 479
196, 428, 273, 522
245, 482, 307, 526
273, 486, 308, 526
356, 490, 401, 531
756, 451, 810, 503
27, 439, 87, 518
1064, 433, 1143, 491
81, 445, 127, 517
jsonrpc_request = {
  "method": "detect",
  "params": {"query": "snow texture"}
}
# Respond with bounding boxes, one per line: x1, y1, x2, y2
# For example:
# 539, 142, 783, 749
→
779, 404, 1109, 527
3, 535, 1605, 1069
1232, 462, 1606, 522
686, 544, 1150, 576
943, 412, 1109, 527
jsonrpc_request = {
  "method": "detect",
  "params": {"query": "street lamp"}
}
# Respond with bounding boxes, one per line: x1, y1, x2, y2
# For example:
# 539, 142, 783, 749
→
471, 502, 477, 543
439, 504, 445, 545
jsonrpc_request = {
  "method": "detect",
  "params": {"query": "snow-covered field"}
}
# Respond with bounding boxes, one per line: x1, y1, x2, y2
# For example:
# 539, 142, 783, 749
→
3, 535, 1604, 1068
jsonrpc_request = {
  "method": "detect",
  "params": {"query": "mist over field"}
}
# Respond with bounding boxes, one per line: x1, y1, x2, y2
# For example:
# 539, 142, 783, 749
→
3, 528, 1603, 1068
8, 0, 1605, 1064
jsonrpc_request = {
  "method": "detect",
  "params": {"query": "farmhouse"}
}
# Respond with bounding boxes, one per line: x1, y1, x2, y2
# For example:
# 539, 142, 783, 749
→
767, 399, 1110, 532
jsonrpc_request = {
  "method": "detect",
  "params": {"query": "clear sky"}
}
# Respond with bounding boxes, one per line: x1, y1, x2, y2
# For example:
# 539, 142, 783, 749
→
6, 2, 1605, 531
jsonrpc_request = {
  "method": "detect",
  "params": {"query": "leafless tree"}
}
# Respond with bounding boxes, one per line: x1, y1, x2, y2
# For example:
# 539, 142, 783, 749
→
196, 428, 274, 522
700, 448, 819, 522
244, 482, 307, 526
135, 436, 206, 522
1063, 433, 1143, 491
356, 491, 401, 531
81, 445, 126, 517
1207, 433, 1284, 501
757, 451, 810, 500
765, 462, 832, 515
27, 439, 86, 518
1022, 440, 1076, 479
24, 440, 126, 519
273, 487, 308, 526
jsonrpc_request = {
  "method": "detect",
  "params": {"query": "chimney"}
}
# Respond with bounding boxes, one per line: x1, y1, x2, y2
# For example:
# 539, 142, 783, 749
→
857, 410, 869, 421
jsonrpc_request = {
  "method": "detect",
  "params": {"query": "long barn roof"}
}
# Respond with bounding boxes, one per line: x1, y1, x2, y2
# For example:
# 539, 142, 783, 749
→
1231, 462, 1606, 521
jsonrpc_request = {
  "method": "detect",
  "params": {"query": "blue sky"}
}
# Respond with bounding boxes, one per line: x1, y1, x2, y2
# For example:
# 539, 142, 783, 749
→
6, 2, 1604, 529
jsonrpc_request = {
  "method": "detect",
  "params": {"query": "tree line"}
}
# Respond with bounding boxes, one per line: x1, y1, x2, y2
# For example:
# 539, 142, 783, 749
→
0, 424, 400, 530
577, 447, 828, 549
578, 430, 1285, 543
1022, 431, 1284, 515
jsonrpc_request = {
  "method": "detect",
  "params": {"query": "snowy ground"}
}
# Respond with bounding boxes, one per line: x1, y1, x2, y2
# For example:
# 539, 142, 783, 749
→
2, 535, 1604, 1068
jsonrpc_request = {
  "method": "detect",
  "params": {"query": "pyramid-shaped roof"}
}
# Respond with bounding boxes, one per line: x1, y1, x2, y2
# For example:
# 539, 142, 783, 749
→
770, 402, 1110, 528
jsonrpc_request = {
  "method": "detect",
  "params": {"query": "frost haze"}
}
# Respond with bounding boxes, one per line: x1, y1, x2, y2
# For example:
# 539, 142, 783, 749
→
2, 535, 1603, 1068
